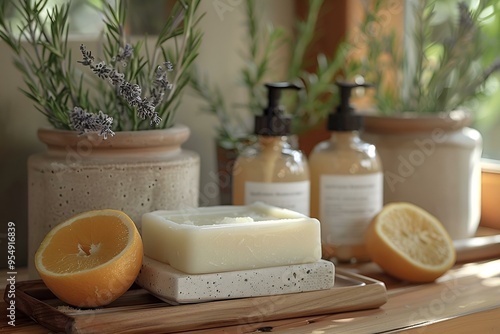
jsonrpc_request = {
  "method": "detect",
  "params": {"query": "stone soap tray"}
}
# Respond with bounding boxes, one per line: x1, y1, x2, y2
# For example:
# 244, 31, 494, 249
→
136, 257, 336, 303
7, 270, 387, 334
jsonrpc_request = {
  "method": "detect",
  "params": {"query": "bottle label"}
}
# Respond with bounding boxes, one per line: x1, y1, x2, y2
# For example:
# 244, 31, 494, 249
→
320, 173, 383, 245
245, 181, 310, 216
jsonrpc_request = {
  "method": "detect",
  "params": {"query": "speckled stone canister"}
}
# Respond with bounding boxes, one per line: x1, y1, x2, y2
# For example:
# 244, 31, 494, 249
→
28, 125, 199, 277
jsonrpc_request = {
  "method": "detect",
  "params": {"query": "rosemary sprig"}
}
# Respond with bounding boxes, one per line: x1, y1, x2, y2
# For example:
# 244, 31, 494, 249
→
239, 0, 286, 117
0, 0, 203, 134
158, 0, 204, 128
345, 0, 500, 114
288, 0, 342, 134
190, 0, 342, 146
189, 67, 243, 148
190, 0, 286, 147
0, 0, 82, 129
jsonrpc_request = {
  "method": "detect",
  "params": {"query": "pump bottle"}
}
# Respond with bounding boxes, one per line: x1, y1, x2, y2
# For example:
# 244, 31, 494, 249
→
232, 82, 310, 215
309, 81, 383, 262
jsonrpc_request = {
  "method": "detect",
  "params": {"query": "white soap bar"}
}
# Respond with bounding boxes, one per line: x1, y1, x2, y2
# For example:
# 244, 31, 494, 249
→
136, 256, 335, 303
141, 202, 322, 274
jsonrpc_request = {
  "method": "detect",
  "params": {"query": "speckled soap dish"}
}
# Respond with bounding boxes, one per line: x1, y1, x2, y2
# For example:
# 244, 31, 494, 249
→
136, 256, 335, 304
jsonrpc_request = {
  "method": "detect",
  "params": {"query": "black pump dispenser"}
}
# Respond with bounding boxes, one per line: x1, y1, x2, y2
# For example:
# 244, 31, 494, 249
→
328, 81, 372, 131
254, 82, 301, 136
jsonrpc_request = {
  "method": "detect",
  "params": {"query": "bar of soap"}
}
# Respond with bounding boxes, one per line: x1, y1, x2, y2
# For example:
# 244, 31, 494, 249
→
136, 256, 335, 303
142, 202, 321, 274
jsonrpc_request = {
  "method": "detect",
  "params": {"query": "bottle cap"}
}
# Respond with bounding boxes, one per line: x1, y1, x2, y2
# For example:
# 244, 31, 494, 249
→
255, 82, 302, 136
328, 80, 372, 131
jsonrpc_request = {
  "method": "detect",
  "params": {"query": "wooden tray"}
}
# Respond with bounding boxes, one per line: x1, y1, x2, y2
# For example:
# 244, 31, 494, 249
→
7, 270, 387, 333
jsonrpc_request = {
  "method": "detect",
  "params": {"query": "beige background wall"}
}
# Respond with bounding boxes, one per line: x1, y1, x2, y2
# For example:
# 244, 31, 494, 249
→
0, 0, 294, 267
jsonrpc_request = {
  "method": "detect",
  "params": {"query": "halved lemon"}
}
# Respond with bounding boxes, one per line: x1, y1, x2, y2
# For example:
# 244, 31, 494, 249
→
35, 209, 143, 308
365, 202, 456, 283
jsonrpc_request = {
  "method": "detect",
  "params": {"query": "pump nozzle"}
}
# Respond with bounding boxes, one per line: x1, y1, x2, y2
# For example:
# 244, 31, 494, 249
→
336, 80, 372, 114
255, 82, 302, 136
328, 80, 373, 131
264, 82, 301, 113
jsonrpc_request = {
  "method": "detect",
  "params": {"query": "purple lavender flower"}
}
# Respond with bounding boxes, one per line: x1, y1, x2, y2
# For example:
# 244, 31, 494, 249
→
77, 43, 175, 132
155, 62, 174, 90
137, 98, 161, 126
78, 44, 94, 66
70, 107, 115, 139
108, 69, 125, 86
114, 44, 133, 67
119, 82, 142, 107
164, 61, 174, 72
92, 61, 112, 79
149, 62, 174, 109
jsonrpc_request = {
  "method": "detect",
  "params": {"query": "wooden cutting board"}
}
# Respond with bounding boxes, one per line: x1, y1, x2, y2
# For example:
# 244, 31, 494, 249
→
7, 270, 387, 333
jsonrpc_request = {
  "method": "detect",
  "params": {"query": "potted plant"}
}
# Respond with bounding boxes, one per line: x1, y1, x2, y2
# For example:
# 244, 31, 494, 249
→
190, 0, 343, 204
0, 0, 203, 276
342, 0, 500, 239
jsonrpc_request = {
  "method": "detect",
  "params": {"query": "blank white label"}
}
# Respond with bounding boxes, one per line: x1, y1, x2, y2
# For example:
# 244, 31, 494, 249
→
245, 181, 310, 215
320, 173, 383, 245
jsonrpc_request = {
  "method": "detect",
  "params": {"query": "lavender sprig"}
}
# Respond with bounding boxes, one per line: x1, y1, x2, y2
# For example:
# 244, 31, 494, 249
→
70, 107, 115, 139
78, 44, 172, 128
151, 61, 174, 108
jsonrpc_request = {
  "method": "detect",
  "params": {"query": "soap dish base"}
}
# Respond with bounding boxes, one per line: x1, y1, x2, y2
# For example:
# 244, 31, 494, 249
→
136, 257, 335, 303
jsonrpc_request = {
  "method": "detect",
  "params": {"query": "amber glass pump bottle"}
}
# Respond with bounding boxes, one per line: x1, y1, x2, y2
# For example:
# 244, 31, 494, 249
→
232, 82, 310, 215
309, 81, 383, 262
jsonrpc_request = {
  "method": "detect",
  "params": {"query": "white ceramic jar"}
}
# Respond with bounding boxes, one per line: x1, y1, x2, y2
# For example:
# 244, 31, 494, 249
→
362, 111, 482, 240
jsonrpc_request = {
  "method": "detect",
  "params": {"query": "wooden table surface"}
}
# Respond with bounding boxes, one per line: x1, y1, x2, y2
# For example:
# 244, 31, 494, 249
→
2, 228, 500, 334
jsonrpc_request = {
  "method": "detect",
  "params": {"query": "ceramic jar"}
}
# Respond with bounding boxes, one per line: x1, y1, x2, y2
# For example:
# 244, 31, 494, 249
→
362, 111, 482, 240
28, 125, 199, 276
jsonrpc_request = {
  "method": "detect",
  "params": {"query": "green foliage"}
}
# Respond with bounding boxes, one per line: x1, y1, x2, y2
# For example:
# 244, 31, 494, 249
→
287, 0, 342, 135
190, 0, 342, 147
344, 0, 500, 114
0, 0, 78, 129
239, 0, 287, 118
0, 0, 203, 131
189, 66, 242, 148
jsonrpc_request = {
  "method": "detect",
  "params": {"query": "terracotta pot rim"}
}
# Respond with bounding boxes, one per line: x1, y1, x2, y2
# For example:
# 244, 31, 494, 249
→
37, 124, 190, 150
362, 110, 472, 134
